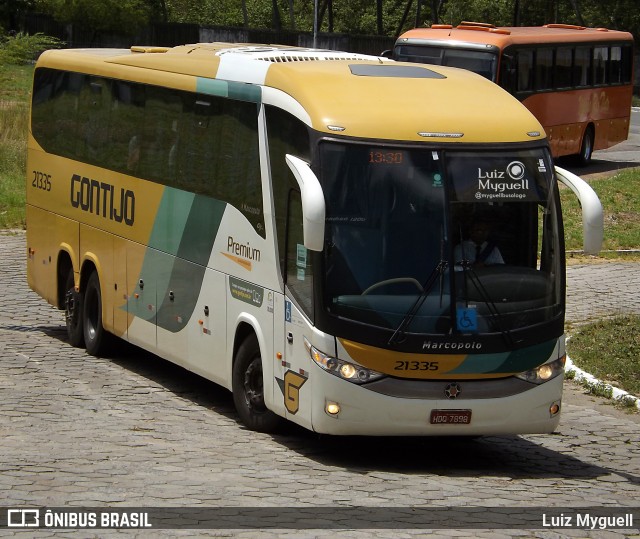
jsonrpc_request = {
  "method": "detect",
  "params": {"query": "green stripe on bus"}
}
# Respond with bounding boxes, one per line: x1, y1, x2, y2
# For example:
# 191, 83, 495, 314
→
447, 339, 556, 375
196, 78, 261, 103
127, 189, 227, 332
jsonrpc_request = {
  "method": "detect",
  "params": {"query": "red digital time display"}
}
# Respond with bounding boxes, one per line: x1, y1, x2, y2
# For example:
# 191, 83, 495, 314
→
368, 150, 404, 165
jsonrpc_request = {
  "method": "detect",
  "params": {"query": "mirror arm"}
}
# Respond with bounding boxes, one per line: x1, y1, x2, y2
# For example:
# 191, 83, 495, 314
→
555, 166, 603, 255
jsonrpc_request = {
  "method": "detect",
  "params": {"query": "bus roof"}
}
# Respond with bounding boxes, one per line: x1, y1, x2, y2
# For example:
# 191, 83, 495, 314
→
398, 23, 634, 49
36, 44, 545, 144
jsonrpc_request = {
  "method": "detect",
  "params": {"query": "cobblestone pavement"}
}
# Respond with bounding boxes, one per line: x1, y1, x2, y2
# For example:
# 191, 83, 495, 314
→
0, 231, 638, 539
565, 262, 640, 328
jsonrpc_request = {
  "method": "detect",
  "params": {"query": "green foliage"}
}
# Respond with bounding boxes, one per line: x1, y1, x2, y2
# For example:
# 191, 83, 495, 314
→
434, 0, 640, 39
0, 32, 61, 65
568, 315, 640, 398
18, 0, 640, 39
0, 64, 32, 228
35, 0, 150, 34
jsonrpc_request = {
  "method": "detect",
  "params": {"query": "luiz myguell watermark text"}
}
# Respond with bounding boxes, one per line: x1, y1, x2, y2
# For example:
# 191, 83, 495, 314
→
1, 507, 638, 530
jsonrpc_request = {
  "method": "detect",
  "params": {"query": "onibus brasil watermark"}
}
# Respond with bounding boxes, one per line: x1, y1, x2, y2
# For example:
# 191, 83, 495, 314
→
2, 507, 637, 530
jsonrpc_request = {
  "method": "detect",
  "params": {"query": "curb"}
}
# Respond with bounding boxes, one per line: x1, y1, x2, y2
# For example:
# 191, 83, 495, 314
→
566, 355, 640, 411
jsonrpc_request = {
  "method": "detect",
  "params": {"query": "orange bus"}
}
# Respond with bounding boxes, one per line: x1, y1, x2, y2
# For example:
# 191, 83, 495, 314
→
392, 23, 635, 164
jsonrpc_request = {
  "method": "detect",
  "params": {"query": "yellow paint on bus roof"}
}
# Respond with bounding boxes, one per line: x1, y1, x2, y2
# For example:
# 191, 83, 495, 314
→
36, 45, 544, 143
264, 60, 543, 142
37, 48, 200, 90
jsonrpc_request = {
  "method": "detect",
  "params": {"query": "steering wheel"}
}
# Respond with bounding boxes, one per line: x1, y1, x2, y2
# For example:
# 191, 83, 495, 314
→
362, 277, 424, 295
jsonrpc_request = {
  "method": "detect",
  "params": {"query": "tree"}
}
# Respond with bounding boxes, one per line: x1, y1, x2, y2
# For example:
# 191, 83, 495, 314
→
0, 0, 36, 32
36, 0, 150, 36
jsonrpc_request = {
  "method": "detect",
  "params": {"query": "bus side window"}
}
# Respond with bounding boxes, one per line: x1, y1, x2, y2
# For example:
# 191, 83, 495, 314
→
620, 46, 633, 84
32, 68, 81, 159
141, 88, 183, 186
574, 47, 592, 87
610, 46, 622, 84
213, 100, 263, 235
265, 105, 311, 281
555, 47, 573, 89
499, 53, 517, 93
534, 49, 553, 91
286, 191, 314, 319
110, 81, 145, 174
593, 47, 609, 85
516, 50, 533, 93
77, 77, 111, 164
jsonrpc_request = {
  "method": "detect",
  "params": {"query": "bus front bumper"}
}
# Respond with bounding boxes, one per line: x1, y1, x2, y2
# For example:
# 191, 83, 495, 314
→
309, 373, 564, 436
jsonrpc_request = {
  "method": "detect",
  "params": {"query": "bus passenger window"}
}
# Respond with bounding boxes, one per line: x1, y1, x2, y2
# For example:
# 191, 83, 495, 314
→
609, 47, 624, 84
555, 47, 573, 88
535, 49, 553, 90
78, 78, 111, 164
110, 81, 145, 174
574, 47, 592, 87
593, 47, 609, 85
516, 50, 533, 92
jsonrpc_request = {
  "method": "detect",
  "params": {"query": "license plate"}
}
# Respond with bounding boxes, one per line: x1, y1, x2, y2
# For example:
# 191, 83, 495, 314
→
430, 409, 472, 425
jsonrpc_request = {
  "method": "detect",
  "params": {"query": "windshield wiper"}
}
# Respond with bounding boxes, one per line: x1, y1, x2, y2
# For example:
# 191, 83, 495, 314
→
457, 260, 515, 347
388, 259, 448, 346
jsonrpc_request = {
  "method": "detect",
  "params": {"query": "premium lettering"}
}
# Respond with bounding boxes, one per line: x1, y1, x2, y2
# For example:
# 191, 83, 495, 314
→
227, 236, 261, 262
70, 174, 135, 226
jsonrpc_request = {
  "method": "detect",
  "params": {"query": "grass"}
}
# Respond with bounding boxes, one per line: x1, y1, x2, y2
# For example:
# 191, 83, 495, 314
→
0, 64, 32, 229
560, 167, 640, 260
567, 315, 640, 405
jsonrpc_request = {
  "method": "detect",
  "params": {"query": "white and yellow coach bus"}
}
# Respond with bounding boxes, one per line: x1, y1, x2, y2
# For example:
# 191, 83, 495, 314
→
26, 43, 602, 435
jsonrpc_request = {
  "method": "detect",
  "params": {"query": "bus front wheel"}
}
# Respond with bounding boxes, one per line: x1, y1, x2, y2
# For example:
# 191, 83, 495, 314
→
64, 269, 84, 348
82, 270, 112, 356
232, 334, 282, 433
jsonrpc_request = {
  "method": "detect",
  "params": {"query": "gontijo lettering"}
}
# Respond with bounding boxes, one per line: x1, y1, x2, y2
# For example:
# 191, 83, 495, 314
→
70, 174, 135, 226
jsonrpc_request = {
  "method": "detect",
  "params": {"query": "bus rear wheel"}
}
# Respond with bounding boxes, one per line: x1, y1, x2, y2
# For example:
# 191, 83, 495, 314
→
83, 270, 112, 356
577, 126, 594, 166
64, 269, 84, 348
232, 334, 282, 433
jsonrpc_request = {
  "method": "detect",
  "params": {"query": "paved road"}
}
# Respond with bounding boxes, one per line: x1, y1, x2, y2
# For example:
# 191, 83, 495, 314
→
560, 109, 640, 176
0, 231, 639, 538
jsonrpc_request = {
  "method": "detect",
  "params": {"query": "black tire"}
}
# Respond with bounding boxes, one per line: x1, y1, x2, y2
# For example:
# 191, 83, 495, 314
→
82, 270, 112, 356
577, 126, 594, 166
232, 334, 282, 433
64, 269, 85, 348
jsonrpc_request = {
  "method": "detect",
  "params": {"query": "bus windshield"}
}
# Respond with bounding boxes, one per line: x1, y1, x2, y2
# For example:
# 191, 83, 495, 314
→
320, 142, 562, 341
395, 44, 498, 81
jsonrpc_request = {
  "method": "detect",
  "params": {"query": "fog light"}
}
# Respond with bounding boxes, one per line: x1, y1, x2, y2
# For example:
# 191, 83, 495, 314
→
326, 402, 340, 416
549, 401, 561, 416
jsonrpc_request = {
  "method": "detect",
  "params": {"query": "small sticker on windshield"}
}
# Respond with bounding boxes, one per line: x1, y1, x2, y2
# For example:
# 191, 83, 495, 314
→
296, 244, 307, 268
457, 306, 478, 332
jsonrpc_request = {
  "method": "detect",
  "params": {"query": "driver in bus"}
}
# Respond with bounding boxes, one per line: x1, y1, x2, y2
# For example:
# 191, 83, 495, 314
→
454, 217, 504, 268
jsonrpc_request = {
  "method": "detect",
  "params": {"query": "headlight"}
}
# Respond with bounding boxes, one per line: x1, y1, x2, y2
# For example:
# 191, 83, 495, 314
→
305, 338, 385, 384
516, 356, 566, 384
